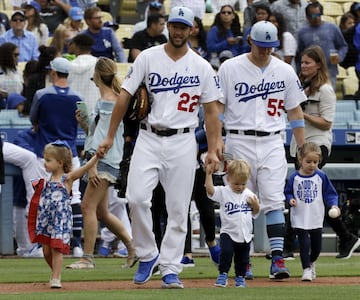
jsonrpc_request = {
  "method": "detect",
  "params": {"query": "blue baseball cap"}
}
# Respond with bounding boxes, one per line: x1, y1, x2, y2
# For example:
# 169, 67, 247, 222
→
23, 1, 41, 12
50, 140, 71, 150
69, 7, 84, 21
6, 93, 26, 109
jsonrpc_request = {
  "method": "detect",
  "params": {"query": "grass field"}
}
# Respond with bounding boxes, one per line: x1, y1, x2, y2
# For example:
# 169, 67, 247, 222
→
0, 255, 359, 299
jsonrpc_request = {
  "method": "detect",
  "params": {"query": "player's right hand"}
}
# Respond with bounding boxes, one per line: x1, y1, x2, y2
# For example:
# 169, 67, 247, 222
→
97, 137, 113, 158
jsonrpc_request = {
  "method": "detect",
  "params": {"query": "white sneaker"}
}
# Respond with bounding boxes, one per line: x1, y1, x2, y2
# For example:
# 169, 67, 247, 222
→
50, 278, 62, 288
23, 244, 44, 258
310, 262, 316, 280
73, 246, 84, 258
301, 267, 312, 281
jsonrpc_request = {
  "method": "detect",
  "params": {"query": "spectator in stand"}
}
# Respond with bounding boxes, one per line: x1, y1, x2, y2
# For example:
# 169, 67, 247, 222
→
64, 6, 85, 39
82, 6, 126, 62
22, 45, 57, 115
352, 3, 360, 99
128, 13, 167, 63
339, 13, 355, 34
133, 1, 167, 36
0, 11, 10, 35
0, 43, 23, 101
242, 2, 271, 53
11, 0, 27, 9
50, 24, 73, 55
189, 16, 208, 59
170, 0, 206, 19
0, 10, 39, 62
269, 11, 297, 70
23, 1, 49, 46
297, 1, 348, 91
206, 4, 243, 63
37, 0, 71, 35
68, 33, 99, 114
271, 0, 307, 37
29, 57, 85, 258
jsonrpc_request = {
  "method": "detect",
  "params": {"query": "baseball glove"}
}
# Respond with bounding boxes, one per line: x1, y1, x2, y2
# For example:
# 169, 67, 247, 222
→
127, 83, 151, 121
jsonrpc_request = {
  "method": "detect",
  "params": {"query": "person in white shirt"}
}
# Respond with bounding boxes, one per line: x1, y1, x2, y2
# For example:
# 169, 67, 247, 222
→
68, 33, 100, 114
206, 159, 260, 288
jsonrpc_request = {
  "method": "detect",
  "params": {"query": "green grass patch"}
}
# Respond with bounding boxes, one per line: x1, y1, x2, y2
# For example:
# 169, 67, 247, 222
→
0, 256, 359, 299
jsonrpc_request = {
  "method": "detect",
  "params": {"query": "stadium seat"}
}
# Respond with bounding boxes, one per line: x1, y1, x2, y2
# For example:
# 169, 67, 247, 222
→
116, 63, 132, 80
115, 24, 135, 42
334, 111, 355, 127
203, 13, 216, 30
323, 2, 344, 17
343, 2, 353, 13
322, 15, 336, 24
348, 120, 360, 129
335, 100, 357, 112
354, 109, 360, 121
11, 117, 31, 128
342, 77, 358, 98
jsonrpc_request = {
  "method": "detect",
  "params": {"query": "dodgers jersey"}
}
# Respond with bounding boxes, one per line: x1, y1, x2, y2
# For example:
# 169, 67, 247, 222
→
208, 186, 259, 243
218, 54, 307, 132
285, 169, 338, 230
122, 44, 223, 129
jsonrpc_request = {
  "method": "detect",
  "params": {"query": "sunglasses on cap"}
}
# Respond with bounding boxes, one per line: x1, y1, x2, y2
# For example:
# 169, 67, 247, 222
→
149, 1, 162, 9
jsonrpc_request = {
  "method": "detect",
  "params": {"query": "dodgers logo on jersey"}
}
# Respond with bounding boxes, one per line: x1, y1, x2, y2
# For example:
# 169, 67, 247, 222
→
148, 72, 200, 94
235, 78, 285, 102
224, 202, 252, 215
296, 179, 318, 204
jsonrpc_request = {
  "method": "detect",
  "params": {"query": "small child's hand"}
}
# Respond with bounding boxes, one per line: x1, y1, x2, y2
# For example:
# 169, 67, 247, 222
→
289, 199, 297, 207
246, 195, 258, 207
206, 163, 213, 175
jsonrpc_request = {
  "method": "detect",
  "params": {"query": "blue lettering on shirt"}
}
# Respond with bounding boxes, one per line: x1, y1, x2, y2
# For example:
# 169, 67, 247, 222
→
148, 72, 200, 94
296, 179, 318, 204
235, 79, 285, 102
224, 201, 252, 215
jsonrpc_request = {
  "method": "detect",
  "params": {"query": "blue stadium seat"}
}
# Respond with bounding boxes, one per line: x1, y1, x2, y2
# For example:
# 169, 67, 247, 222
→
335, 100, 357, 112
348, 121, 360, 129
354, 110, 360, 121
11, 117, 32, 128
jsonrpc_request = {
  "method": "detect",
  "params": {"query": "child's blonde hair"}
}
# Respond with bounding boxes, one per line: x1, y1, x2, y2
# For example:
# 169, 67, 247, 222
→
43, 143, 73, 173
297, 142, 322, 162
227, 159, 251, 180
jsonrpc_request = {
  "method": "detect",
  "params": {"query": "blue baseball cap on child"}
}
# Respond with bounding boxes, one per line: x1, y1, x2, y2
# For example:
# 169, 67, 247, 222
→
51, 140, 71, 150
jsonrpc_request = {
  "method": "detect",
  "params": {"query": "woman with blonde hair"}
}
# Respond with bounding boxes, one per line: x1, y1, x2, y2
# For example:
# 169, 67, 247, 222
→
50, 24, 72, 55
66, 57, 137, 269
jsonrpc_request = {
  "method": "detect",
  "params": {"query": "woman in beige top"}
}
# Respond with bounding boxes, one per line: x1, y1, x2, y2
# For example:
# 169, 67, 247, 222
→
290, 45, 336, 169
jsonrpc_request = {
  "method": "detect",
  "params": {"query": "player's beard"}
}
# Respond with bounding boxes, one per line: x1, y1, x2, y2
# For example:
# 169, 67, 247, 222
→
168, 34, 188, 49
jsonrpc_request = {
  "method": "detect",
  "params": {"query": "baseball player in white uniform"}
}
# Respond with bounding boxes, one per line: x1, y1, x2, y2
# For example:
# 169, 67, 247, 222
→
98, 6, 223, 289
217, 20, 307, 280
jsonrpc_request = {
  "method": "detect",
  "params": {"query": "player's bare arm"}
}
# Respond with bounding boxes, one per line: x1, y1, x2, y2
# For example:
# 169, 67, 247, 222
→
203, 101, 222, 171
97, 89, 132, 157
287, 105, 305, 149
205, 164, 215, 196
